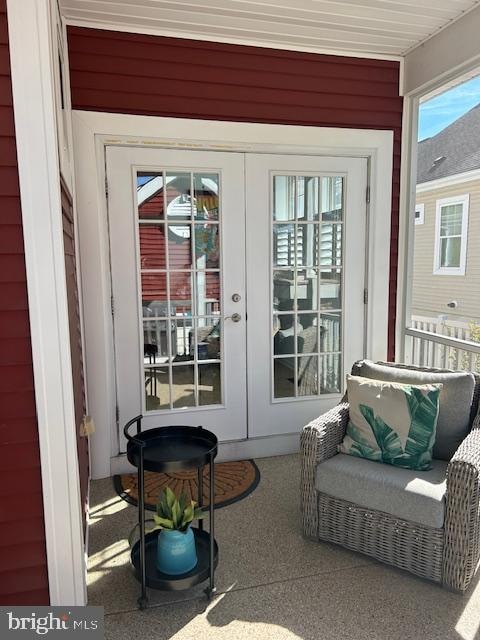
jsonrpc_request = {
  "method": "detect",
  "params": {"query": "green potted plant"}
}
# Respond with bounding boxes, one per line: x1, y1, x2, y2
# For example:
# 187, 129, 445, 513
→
129, 487, 205, 575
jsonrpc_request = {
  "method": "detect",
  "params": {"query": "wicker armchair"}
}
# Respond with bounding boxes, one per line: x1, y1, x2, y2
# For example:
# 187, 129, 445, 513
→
301, 361, 480, 592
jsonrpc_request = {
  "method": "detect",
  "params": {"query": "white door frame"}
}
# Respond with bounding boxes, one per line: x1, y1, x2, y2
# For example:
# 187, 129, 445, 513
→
73, 110, 393, 479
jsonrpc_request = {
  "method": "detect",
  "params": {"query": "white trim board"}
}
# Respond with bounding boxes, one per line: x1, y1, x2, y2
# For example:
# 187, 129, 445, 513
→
416, 168, 480, 193
72, 110, 393, 480
7, 0, 86, 606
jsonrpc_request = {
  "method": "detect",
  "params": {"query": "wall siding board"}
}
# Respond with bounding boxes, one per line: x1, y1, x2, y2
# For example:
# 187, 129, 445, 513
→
61, 184, 89, 533
68, 26, 401, 359
413, 180, 480, 322
0, 0, 49, 605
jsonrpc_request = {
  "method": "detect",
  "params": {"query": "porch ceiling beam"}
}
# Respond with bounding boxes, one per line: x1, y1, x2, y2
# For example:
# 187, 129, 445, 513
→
403, 3, 480, 96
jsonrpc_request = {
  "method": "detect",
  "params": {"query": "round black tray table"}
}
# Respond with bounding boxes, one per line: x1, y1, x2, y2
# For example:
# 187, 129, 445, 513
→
124, 416, 218, 610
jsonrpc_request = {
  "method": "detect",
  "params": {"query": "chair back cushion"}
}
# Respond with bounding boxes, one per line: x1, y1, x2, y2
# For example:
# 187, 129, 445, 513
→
356, 361, 476, 460
339, 375, 442, 470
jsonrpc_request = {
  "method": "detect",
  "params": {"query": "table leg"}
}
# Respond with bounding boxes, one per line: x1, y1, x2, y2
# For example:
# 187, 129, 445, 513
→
206, 452, 216, 600
137, 449, 148, 610
198, 466, 204, 532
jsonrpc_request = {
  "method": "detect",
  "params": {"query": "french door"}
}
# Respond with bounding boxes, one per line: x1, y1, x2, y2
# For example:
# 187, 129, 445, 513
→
246, 154, 366, 436
106, 146, 367, 452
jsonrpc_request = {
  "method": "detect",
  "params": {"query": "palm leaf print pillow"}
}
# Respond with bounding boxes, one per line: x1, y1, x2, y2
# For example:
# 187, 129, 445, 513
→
339, 375, 442, 471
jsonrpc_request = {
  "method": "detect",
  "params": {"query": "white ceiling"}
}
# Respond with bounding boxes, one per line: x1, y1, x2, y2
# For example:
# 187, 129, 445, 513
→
59, 0, 480, 59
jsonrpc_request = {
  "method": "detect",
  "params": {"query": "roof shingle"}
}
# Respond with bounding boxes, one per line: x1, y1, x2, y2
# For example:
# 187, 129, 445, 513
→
417, 103, 480, 184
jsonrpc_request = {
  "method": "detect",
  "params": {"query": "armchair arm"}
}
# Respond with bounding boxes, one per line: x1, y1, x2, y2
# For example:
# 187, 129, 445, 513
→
300, 401, 349, 538
444, 425, 480, 592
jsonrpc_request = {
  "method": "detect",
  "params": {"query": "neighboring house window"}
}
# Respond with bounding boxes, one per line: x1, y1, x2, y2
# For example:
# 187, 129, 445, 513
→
433, 194, 469, 275
415, 203, 424, 225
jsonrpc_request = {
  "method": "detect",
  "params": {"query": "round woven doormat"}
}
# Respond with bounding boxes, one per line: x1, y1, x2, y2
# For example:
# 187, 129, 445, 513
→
113, 460, 260, 511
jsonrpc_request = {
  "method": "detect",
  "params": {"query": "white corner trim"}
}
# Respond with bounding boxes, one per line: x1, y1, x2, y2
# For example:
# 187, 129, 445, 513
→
416, 168, 480, 193
72, 110, 393, 477
433, 193, 469, 276
395, 94, 419, 363
7, 0, 86, 606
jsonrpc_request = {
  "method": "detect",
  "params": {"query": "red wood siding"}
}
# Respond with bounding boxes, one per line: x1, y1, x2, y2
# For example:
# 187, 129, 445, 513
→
68, 27, 402, 358
62, 183, 89, 533
0, 0, 49, 605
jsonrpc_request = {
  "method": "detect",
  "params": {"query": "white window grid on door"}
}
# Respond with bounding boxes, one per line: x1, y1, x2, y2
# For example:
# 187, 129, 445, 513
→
433, 194, 469, 276
271, 172, 345, 401
134, 167, 225, 412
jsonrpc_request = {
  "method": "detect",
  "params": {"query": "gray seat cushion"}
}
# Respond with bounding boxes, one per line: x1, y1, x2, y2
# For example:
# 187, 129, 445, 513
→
316, 453, 447, 529
356, 360, 475, 460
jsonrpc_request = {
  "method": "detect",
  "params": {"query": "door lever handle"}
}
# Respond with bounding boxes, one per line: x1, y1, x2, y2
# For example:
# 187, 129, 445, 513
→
225, 313, 241, 323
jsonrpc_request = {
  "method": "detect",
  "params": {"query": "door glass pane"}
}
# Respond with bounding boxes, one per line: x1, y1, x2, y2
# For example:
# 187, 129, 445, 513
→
199, 363, 221, 405
273, 224, 296, 267
194, 173, 219, 221
141, 274, 167, 313
296, 224, 319, 267
272, 174, 344, 399
273, 176, 296, 221
166, 172, 192, 220
143, 320, 169, 363
144, 366, 169, 411
320, 224, 342, 267
297, 314, 318, 354
321, 177, 343, 222
298, 355, 318, 396
167, 225, 192, 269
169, 272, 192, 315
195, 317, 222, 361
320, 313, 341, 353
172, 365, 195, 408
138, 173, 164, 220
274, 314, 296, 355
297, 176, 320, 221
139, 224, 166, 269
195, 224, 220, 269
320, 268, 342, 310
320, 353, 341, 393
274, 358, 295, 398
196, 271, 221, 316
171, 317, 194, 361
137, 170, 223, 411
297, 268, 318, 311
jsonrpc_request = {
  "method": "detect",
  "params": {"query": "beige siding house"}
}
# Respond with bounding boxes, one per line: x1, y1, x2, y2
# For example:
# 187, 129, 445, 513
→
413, 104, 480, 325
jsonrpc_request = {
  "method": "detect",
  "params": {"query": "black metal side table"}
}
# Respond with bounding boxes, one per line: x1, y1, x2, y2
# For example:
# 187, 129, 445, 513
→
124, 416, 219, 610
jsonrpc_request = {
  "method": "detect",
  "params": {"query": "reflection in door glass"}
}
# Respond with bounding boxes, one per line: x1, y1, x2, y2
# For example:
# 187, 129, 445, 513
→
272, 174, 344, 399
137, 170, 223, 411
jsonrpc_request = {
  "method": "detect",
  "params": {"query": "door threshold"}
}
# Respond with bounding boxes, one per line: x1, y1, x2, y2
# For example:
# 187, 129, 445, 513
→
109, 431, 300, 477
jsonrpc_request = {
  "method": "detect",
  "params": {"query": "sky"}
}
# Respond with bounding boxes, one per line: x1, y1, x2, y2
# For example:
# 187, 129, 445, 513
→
418, 75, 480, 141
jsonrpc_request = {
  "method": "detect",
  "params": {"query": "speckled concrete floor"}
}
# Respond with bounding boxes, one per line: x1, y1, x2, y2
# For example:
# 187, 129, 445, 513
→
88, 455, 480, 640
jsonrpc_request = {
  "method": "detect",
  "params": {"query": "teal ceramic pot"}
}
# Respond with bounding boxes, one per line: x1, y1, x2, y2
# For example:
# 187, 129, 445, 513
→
156, 527, 197, 575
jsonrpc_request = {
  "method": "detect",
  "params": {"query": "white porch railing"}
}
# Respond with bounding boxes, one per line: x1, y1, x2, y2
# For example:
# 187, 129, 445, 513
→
406, 315, 480, 373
